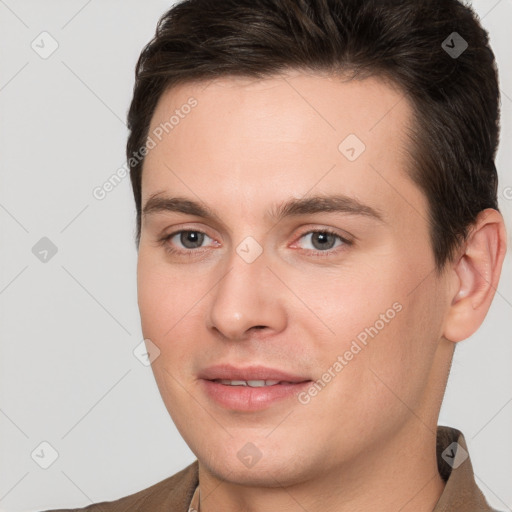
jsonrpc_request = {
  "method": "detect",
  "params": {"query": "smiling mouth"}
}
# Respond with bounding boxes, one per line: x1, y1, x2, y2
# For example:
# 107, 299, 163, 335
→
202, 377, 312, 411
199, 364, 312, 410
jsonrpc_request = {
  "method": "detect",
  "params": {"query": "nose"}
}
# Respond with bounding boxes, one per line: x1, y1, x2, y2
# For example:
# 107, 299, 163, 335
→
206, 247, 287, 341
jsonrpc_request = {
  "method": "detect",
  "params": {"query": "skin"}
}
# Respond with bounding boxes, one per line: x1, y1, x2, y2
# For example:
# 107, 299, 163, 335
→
136, 71, 507, 512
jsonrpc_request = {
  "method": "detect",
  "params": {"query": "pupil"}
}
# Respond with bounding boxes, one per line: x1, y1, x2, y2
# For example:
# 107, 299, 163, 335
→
313, 232, 335, 250
181, 231, 204, 249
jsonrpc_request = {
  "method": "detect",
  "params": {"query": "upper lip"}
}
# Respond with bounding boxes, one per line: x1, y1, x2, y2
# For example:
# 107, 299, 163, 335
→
200, 364, 310, 383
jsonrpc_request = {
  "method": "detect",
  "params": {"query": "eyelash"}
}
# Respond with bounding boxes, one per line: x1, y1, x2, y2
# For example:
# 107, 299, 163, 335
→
158, 228, 353, 258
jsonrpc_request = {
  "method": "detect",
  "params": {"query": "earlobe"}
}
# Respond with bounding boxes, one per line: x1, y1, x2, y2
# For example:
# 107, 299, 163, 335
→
443, 208, 507, 343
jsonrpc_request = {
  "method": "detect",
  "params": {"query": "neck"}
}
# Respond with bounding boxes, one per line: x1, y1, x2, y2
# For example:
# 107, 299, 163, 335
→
197, 423, 445, 512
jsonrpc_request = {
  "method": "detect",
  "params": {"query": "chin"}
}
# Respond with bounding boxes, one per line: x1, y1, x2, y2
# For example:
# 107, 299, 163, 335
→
194, 438, 317, 488
206, 457, 311, 488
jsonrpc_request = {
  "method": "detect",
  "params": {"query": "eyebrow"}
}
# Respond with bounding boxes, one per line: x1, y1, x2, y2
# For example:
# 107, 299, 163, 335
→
142, 193, 384, 223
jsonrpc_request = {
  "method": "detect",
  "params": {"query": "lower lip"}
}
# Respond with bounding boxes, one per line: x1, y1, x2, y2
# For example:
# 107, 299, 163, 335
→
201, 379, 312, 411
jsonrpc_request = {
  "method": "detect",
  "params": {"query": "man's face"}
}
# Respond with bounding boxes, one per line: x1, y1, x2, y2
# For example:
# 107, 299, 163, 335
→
137, 72, 451, 485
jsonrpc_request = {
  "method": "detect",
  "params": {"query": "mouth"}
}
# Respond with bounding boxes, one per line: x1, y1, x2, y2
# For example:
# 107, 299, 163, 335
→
213, 379, 297, 387
199, 365, 312, 411
199, 364, 309, 382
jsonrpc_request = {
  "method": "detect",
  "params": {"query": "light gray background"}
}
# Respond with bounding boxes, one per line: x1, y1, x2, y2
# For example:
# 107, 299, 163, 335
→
0, 1, 511, 511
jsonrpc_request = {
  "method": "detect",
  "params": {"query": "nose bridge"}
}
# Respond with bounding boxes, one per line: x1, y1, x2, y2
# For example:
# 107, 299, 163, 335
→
207, 241, 285, 339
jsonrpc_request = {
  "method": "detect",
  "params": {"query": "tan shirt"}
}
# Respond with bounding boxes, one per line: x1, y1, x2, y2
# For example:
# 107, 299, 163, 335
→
43, 426, 500, 512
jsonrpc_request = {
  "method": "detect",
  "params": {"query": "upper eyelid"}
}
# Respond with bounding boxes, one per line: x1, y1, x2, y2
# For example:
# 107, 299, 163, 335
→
295, 227, 351, 240
290, 230, 351, 251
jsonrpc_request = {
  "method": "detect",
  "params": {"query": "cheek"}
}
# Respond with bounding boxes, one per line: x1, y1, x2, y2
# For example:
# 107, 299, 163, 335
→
136, 253, 214, 397
309, 256, 440, 394
136, 256, 201, 410
301, 264, 401, 348
137, 253, 199, 341
296, 284, 441, 455
362, 274, 445, 408
137, 263, 168, 340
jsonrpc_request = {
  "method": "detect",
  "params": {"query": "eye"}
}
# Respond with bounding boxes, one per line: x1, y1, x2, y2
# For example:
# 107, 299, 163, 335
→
158, 228, 351, 258
294, 229, 350, 254
160, 230, 216, 254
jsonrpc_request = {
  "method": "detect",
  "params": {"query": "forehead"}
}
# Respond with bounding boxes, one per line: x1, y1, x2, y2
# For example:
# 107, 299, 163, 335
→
147, 71, 411, 148
141, 71, 424, 225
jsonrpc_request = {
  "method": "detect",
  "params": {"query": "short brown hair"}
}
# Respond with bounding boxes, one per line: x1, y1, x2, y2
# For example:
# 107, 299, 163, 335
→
127, 0, 500, 271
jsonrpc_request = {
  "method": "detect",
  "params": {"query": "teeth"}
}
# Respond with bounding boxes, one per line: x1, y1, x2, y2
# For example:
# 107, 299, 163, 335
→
247, 380, 280, 387
228, 380, 248, 386
217, 379, 281, 387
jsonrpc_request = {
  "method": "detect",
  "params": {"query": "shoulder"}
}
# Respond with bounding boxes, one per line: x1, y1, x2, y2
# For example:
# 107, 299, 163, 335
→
40, 461, 199, 512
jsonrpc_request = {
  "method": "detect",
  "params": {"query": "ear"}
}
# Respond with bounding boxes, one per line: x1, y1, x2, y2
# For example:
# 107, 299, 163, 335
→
443, 208, 507, 343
